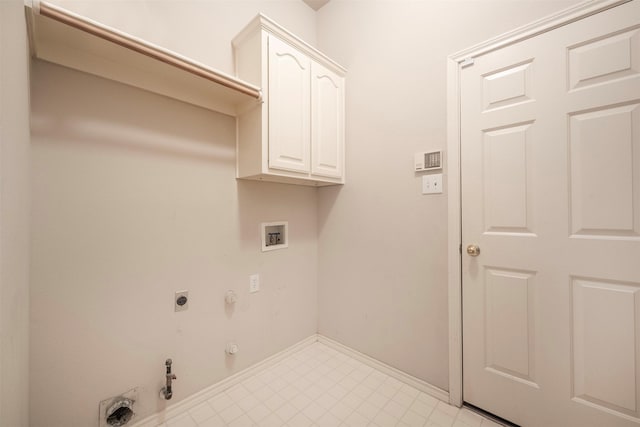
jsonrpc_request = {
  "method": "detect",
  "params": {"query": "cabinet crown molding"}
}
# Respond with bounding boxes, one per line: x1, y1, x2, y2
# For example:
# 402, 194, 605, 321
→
232, 13, 346, 77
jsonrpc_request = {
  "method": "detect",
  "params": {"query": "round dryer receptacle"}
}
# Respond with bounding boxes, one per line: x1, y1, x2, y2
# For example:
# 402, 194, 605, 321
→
106, 397, 135, 426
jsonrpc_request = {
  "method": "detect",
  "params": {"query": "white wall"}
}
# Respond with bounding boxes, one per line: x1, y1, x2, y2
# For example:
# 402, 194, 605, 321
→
0, 1, 31, 426
315, 0, 580, 391
29, 2, 319, 426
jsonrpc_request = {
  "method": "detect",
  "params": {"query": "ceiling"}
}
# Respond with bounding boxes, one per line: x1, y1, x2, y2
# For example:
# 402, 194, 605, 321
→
302, 0, 331, 11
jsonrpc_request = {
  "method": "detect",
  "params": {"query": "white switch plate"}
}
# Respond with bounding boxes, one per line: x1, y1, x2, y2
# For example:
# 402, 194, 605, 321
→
249, 274, 260, 293
422, 174, 443, 194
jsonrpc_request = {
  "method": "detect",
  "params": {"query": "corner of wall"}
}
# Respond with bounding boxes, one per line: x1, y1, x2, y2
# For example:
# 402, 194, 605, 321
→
0, 1, 32, 426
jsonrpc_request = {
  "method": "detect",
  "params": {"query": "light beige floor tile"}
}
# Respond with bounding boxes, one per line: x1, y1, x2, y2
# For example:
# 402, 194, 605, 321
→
227, 414, 253, 427
344, 410, 370, 427
329, 401, 354, 420
150, 343, 499, 427
316, 411, 342, 427
436, 401, 460, 418
401, 409, 428, 427
287, 411, 314, 427
187, 402, 215, 424
264, 393, 287, 411
383, 399, 408, 419
207, 393, 233, 413
428, 409, 455, 427
247, 403, 270, 422
410, 399, 436, 418
355, 400, 380, 421
166, 413, 197, 427
275, 402, 298, 422
254, 412, 285, 427
196, 414, 226, 427
301, 401, 326, 421
219, 404, 244, 424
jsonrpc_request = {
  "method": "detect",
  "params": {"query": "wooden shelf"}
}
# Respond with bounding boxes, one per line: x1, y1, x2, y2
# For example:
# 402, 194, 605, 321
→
25, 1, 261, 116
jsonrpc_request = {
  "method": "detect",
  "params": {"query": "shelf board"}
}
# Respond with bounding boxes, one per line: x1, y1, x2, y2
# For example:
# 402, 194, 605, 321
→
25, 1, 261, 116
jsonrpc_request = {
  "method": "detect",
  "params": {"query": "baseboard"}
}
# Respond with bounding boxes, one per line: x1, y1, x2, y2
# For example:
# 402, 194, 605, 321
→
132, 334, 449, 426
130, 334, 318, 427
317, 334, 450, 403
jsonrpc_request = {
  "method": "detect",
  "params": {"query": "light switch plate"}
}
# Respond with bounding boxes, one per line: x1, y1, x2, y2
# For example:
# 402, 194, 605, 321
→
422, 174, 443, 194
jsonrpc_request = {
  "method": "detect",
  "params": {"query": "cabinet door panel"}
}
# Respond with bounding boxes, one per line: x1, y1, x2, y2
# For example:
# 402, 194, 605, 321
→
311, 61, 344, 179
268, 36, 310, 173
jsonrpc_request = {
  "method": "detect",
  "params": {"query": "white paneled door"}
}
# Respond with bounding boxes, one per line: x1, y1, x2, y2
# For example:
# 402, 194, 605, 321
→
461, 1, 640, 426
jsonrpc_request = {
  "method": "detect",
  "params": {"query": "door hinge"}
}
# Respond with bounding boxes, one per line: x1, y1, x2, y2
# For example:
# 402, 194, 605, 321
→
460, 57, 474, 68
459, 243, 462, 254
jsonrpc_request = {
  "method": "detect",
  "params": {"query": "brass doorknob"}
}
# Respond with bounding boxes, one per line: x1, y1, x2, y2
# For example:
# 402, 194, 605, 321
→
466, 244, 480, 257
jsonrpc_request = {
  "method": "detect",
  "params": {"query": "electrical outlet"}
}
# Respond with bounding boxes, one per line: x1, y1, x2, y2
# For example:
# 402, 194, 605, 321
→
175, 290, 189, 312
249, 274, 260, 293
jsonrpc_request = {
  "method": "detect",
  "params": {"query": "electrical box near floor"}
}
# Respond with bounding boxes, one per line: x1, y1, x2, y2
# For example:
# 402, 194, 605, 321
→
261, 222, 288, 251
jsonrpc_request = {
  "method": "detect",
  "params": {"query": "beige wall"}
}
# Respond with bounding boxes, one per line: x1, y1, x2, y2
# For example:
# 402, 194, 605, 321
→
315, 0, 580, 390
29, 2, 318, 426
0, 1, 31, 426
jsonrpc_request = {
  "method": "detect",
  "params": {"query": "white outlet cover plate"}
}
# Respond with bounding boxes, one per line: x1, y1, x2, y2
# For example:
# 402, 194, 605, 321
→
249, 274, 260, 293
422, 174, 443, 194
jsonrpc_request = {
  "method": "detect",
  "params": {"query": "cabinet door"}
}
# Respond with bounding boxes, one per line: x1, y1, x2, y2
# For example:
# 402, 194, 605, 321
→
267, 35, 311, 174
311, 61, 344, 179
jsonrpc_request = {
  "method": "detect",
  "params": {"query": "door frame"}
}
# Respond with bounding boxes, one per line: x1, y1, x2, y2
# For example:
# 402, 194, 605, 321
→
445, 0, 631, 407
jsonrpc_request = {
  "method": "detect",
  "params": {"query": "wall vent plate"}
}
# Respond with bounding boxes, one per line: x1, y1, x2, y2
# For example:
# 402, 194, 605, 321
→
415, 150, 443, 171
261, 221, 288, 252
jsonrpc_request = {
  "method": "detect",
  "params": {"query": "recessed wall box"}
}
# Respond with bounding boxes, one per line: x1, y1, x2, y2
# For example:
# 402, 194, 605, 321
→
415, 151, 443, 171
261, 222, 288, 252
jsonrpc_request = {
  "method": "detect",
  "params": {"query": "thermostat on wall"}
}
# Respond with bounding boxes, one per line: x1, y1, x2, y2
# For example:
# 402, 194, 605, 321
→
415, 150, 443, 171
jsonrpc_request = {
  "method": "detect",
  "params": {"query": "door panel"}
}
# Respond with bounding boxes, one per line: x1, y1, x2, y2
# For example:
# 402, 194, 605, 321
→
568, 27, 640, 90
483, 122, 534, 234
311, 61, 344, 179
268, 35, 310, 173
572, 277, 640, 418
482, 60, 534, 111
484, 267, 537, 387
462, 2, 640, 426
569, 104, 639, 236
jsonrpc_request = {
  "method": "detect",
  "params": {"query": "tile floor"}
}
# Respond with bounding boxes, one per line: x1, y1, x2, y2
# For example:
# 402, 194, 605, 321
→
156, 342, 502, 427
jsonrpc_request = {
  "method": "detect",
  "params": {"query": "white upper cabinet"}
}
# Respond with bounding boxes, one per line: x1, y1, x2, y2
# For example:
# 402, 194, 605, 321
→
311, 61, 344, 179
233, 15, 346, 186
268, 36, 311, 174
